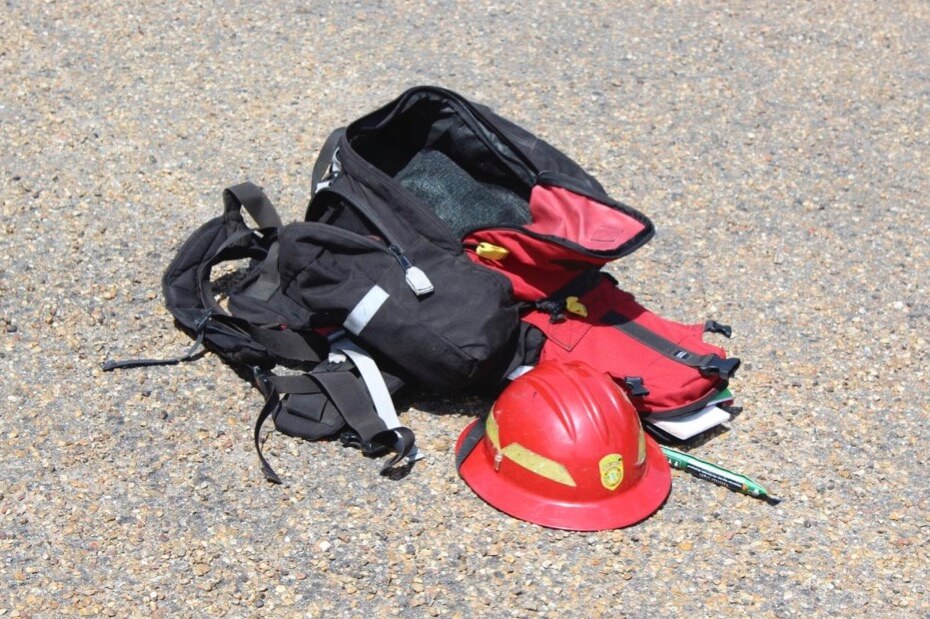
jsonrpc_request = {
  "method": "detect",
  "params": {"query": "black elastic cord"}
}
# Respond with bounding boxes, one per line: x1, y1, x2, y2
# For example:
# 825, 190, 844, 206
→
102, 312, 210, 372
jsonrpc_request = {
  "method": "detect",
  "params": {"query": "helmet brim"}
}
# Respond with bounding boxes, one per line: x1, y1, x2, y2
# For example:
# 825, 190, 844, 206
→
456, 419, 672, 531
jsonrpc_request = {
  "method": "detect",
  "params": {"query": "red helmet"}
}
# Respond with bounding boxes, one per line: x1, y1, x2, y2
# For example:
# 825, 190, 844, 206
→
456, 360, 671, 530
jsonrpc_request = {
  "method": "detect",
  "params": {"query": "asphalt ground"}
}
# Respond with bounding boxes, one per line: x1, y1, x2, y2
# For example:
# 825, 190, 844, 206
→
1, 1, 928, 617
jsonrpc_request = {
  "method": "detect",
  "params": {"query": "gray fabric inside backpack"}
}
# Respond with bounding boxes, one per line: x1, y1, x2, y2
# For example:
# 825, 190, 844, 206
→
395, 149, 531, 238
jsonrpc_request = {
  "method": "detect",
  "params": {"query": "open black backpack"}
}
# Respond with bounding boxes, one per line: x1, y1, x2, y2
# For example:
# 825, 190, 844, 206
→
105, 86, 739, 482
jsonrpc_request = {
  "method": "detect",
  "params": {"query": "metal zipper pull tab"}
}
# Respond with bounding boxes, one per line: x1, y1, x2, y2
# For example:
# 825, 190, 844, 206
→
390, 244, 434, 296
315, 147, 342, 192
404, 266, 434, 296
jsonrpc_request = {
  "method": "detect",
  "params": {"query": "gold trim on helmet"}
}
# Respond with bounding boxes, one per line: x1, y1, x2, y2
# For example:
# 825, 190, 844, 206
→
486, 412, 577, 487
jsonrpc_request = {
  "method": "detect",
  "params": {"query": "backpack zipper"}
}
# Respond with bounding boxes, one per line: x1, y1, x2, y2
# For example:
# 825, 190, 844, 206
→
388, 244, 434, 296
443, 89, 537, 177
315, 185, 434, 297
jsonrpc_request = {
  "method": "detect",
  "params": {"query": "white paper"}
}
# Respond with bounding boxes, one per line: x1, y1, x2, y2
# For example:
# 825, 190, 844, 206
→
645, 405, 731, 440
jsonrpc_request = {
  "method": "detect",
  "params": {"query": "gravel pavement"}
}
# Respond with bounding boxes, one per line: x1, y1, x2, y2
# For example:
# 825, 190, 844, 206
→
2, 1, 928, 617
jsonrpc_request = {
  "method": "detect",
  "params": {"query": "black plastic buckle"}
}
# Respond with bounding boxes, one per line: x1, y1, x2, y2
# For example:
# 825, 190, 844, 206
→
623, 376, 650, 398
194, 310, 213, 333
699, 356, 741, 380
339, 430, 389, 457
704, 320, 733, 338
534, 299, 567, 324
252, 366, 273, 397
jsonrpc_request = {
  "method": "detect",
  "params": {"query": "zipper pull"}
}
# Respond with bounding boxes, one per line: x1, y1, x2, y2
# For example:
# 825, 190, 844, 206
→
390, 244, 434, 296
315, 148, 342, 192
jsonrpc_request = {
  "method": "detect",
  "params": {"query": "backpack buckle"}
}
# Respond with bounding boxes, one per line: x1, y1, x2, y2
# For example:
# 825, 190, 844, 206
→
252, 366, 274, 397
622, 376, 650, 398
704, 320, 733, 338
698, 356, 741, 380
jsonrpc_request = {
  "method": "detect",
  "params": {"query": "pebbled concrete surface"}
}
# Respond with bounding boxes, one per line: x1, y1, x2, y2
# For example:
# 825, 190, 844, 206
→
1, 1, 928, 617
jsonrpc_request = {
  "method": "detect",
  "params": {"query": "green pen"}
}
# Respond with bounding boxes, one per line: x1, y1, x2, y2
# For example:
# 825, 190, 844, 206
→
661, 446, 780, 504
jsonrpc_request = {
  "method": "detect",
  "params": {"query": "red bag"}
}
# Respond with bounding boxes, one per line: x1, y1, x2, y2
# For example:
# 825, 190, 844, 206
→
464, 184, 651, 300
522, 273, 739, 416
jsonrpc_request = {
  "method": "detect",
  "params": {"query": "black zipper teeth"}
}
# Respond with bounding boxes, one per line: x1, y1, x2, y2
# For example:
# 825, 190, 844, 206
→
347, 88, 652, 255
336, 139, 455, 244
311, 188, 403, 257
465, 223, 654, 258
447, 91, 538, 175
316, 177, 404, 253
535, 171, 654, 228
356, 86, 537, 184
305, 219, 392, 254
388, 244, 412, 270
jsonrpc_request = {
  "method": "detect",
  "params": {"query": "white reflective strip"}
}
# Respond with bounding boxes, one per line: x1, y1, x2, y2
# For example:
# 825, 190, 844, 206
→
335, 340, 402, 429
506, 365, 535, 381
335, 339, 423, 463
343, 285, 389, 335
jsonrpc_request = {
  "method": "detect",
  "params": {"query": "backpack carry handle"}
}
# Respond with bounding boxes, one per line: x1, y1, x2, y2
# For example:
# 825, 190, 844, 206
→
223, 182, 283, 229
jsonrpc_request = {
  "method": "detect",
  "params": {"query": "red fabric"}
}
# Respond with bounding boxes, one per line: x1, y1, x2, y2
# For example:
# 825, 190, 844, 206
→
464, 184, 648, 301
522, 277, 730, 415
525, 184, 648, 252
465, 228, 605, 300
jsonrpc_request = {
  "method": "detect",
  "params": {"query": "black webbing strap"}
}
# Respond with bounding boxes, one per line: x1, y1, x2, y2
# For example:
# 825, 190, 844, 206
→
534, 268, 604, 322
454, 418, 487, 472
193, 228, 326, 365
224, 182, 283, 229
602, 311, 740, 380
252, 368, 286, 483
290, 370, 416, 474
243, 325, 326, 365
196, 229, 261, 314
240, 242, 281, 302
253, 367, 414, 483
270, 372, 388, 442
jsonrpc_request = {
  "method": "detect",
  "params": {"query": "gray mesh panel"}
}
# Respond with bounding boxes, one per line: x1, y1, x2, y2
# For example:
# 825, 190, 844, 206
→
395, 150, 530, 238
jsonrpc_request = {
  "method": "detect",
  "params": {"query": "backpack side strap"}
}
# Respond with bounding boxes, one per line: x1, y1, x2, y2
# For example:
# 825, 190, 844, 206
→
602, 311, 740, 380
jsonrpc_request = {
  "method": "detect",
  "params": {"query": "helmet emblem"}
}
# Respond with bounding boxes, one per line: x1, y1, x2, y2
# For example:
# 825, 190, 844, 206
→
599, 454, 625, 491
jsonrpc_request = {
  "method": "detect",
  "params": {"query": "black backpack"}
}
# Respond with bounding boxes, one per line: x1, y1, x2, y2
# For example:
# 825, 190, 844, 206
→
106, 180, 532, 482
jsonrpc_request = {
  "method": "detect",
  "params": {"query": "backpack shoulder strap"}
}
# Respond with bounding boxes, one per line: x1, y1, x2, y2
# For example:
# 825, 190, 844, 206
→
253, 349, 417, 484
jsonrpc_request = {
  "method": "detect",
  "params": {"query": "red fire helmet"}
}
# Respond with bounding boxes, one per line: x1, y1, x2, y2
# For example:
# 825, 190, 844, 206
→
455, 360, 671, 530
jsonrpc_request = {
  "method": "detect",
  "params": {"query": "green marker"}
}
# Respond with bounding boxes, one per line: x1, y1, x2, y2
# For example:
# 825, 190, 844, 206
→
661, 446, 780, 504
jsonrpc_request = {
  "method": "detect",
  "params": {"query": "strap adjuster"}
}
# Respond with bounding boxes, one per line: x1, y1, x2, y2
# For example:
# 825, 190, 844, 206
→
704, 320, 733, 338
252, 366, 273, 397
699, 356, 741, 380
623, 376, 650, 398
